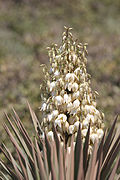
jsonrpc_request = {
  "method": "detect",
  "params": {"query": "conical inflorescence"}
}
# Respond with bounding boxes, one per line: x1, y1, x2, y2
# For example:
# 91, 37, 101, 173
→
40, 27, 104, 151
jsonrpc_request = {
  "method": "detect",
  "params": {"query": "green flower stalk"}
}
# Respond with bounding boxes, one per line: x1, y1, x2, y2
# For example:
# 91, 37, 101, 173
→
40, 26, 104, 151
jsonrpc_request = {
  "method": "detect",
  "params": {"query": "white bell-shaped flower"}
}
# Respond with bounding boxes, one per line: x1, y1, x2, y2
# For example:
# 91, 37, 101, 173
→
72, 91, 80, 100
82, 119, 89, 128
85, 114, 95, 123
67, 82, 72, 91
47, 131, 54, 141
55, 55, 61, 60
65, 73, 75, 83
67, 102, 73, 112
64, 94, 71, 103
90, 133, 98, 144
55, 96, 63, 106
74, 121, 80, 131
41, 103, 47, 111
52, 110, 59, 118
94, 109, 100, 117
50, 81, 56, 92
74, 67, 82, 76
57, 114, 67, 122
55, 119, 62, 128
72, 82, 79, 92
68, 125, 74, 134
81, 129, 88, 137
54, 70, 60, 77
47, 114, 53, 122
73, 99, 80, 109
84, 105, 96, 114
97, 129, 104, 139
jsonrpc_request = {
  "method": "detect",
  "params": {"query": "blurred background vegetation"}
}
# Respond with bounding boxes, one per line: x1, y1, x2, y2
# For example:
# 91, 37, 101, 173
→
0, 0, 120, 149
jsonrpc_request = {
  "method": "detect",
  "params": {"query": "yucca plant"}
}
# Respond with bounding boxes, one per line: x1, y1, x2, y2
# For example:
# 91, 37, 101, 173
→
40, 26, 105, 152
0, 103, 120, 180
0, 27, 120, 180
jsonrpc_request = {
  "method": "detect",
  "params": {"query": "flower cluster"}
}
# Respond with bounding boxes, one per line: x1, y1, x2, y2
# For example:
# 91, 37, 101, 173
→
40, 27, 104, 151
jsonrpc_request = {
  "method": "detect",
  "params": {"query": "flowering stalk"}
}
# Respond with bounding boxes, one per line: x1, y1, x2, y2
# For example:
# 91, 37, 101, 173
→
40, 26, 104, 151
